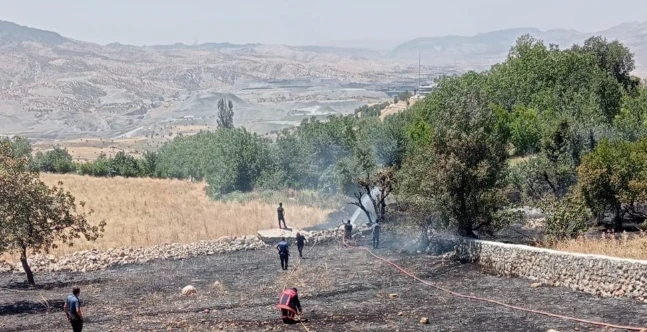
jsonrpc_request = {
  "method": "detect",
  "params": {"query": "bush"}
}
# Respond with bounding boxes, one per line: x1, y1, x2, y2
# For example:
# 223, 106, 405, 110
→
541, 192, 591, 242
32, 147, 74, 173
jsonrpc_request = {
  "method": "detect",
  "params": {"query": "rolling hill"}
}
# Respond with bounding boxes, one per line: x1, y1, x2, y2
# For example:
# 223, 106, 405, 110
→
389, 22, 647, 75
3, 19, 647, 142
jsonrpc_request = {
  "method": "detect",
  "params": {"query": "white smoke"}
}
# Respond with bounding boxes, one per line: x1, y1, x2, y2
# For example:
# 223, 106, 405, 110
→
349, 187, 380, 225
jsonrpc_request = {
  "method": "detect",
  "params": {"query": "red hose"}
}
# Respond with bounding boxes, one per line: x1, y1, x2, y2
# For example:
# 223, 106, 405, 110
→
343, 238, 647, 331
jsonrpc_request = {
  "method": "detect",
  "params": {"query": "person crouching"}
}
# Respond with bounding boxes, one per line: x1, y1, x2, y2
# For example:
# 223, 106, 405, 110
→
277, 288, 302, 323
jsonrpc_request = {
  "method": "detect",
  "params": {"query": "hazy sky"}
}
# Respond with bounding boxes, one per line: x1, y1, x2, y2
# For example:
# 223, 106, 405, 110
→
2, 0, 647, 46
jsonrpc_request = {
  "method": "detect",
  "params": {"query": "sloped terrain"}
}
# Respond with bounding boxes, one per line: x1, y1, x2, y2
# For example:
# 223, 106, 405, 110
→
0, 21, 414, 140
1, 234, 645, 331
390, 22, 647, 77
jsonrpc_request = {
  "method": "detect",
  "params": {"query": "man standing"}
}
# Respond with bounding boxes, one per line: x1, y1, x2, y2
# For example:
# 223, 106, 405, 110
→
344, 220, 353, 241
276, 237, 290, 270
277, 203, 287, 229
295, 232, 306, 258
63, 287, 83, 332
372, 222, 381, 249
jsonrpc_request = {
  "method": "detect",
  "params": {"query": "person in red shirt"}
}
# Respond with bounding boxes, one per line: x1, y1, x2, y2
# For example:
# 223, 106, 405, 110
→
277, 288, 302, 323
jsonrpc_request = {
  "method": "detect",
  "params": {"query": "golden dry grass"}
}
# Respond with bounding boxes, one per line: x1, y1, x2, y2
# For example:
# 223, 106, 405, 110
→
32, 125, 215, 162
35, 173, 332, 256
552, 231, 647, 260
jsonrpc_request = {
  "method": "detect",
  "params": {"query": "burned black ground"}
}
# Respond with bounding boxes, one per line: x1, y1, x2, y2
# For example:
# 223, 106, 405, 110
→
0, 234, 646, 332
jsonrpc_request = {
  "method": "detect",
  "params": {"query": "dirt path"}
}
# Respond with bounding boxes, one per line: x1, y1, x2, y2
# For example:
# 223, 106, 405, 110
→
1, 234, 646, 331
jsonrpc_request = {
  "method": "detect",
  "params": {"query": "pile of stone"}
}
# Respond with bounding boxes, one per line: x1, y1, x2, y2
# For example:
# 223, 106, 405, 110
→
2, 225, 371, 275
307, 224, 371, 244
256, 224, 371, 245
5, 235, 266, 275
0, 260, 12, 273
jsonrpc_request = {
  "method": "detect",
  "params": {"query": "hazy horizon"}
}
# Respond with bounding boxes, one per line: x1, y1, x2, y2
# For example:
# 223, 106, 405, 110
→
2, 0, 647, 46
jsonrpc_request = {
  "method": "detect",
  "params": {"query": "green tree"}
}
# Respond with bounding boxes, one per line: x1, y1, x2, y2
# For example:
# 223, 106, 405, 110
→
274, 116, 364, 192
110, 151, 140, 177
32, 147, 75, 173
614, 85, 647, 141
541, 191, 591, 242
0, 136, 32, 159
78, 153, 111, 177
400, 73, 514, 237
573, 36, 636, 91
368, 114, 409, 167
0, 142, 105, 285
217, 99, 234, 129
577, 138, 647, 230
509, 106, 541, 155
203, 128, 274, 195
139, 151, 160, 177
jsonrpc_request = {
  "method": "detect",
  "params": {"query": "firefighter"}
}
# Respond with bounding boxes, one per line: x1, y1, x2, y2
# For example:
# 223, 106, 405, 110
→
295, 232, 306, 258
277, 203, 287, 229
276, 237, 290, 270
344, 220, 353, 241
277, 288, 302, 323
372, 221, 381, 249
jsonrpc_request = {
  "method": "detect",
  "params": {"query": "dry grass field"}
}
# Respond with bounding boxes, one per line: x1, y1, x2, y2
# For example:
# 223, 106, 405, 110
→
32, 125, 215, 162
34, 174, 332, 256
553, 231, 647, 260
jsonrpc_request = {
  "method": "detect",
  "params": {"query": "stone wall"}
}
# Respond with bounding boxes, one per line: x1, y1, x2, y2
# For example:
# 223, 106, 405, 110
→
0, 226, 357, 275
455, 239, 647, 301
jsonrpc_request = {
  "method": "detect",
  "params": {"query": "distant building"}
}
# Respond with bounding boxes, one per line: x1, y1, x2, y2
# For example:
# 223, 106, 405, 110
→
414, 84, 436, 99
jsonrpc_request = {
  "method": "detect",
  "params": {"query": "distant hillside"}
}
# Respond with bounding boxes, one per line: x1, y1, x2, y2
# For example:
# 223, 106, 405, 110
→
389, 23, 647, 75
0, 20, 415, 140
389, 28, 585, 65
4, 18, 647, 141
0, 20, 69, 46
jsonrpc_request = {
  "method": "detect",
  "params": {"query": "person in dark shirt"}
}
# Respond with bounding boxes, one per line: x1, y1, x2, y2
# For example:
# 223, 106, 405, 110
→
295, 232, 306, 258
277, 203, 287, 229
372, 222, 381, 249
343, 220, 353, 241
63, 287, 83, 332
276, 237, 290, 270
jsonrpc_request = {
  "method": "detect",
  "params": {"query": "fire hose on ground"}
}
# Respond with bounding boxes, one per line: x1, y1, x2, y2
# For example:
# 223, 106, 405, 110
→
342, 236, 647, 331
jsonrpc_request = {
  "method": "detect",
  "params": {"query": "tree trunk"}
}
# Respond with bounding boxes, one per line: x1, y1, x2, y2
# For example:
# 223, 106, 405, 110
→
20, 246, 35, 286
614, 205, 623, 232
418, 225, 430, 250
362, 209, 373, 225
457, 227, 478, 239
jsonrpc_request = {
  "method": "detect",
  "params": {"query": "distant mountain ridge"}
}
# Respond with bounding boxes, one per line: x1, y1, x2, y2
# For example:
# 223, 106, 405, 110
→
0, 20, 69, 46
388, 23, 647, 74
2, 19, 647, 141
0, 20, 419, 140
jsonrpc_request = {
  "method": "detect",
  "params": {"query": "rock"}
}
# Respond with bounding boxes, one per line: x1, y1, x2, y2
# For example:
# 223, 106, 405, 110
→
389, 293, 398, 298
546, 330, 560, 332
530, 282, 542, 288
181, 285, 197, 296
217, 236, 232, 244
419, 317, 430, 324
256, 228, 303, 245
397, 312, 404, 316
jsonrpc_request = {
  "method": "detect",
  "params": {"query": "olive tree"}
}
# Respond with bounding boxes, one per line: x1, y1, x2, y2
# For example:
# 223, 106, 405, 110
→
0, 142, 105, 286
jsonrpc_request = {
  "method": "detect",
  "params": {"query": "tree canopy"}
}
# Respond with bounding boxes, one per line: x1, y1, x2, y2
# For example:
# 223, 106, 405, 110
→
0, 141, 105, 285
